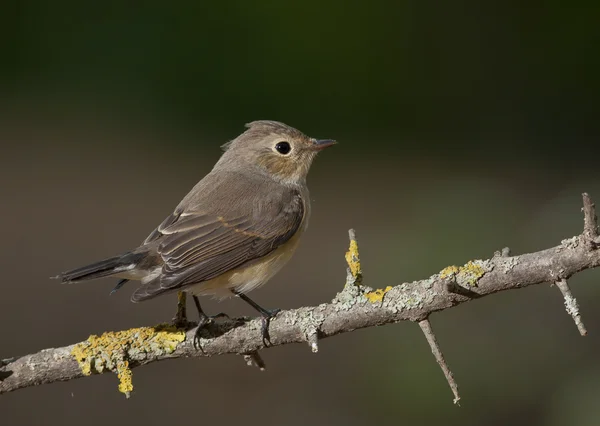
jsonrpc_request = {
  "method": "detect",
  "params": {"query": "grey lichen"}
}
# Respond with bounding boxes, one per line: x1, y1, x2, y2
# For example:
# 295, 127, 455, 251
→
283, 305, 325, 327
297, 309, 325, 335
332, 281, 368, 312
498, 255, 520, 274
423, 276, 436, 290
382, 283, 438, 314
288, 308, 326, 353
563, 293, 580, 318
559, 236, 579, 251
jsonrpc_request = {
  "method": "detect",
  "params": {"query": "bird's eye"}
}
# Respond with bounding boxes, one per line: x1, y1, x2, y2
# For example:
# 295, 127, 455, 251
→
275, 141, 291, 155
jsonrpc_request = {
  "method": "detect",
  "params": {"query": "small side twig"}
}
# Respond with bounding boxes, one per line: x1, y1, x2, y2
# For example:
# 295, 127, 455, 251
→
243, 352, 266, 371
582, 192, 598, 243
348, 228, 357, 245
172, 291, 187, 326
554, 279, 587, 336
418, 318, 460, 405
307, 333, 319, 353
345, 229, 362, 286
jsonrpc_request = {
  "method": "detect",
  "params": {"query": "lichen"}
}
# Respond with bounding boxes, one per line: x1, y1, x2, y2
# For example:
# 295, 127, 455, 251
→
333, 230, 439, 314
117, 359, 133, 395
440, 266, 460, 279
498, 255, 520, 273
563, 294, 580, 317
297, 309, 326, 351
332, 288, 360, 311
457, 261, 486, 286
71, 324, 186, 397
365, 286, 393, 303
381, 283, 437, 313
559, 237, 579, 251
422, 276, 436, 289
439, 260, 492, 287
345, 238, 362, 285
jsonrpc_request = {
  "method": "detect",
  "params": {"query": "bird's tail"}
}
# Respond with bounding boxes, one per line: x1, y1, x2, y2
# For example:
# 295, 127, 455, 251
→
54, 251, 146, 284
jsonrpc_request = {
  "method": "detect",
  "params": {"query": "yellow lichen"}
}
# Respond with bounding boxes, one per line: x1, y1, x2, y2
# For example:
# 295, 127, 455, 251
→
71, 324, 186, 397
71, 344, 93, 376
440, 265, 460, 279
439, 261, 486, 287
457, 261, 485, 286
117, 360, 133, 396
365, 286, 393, 303
345, 239, 362, 282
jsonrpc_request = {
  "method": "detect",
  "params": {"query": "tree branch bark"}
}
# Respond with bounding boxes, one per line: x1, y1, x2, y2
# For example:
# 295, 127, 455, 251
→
2, 193, 599, 401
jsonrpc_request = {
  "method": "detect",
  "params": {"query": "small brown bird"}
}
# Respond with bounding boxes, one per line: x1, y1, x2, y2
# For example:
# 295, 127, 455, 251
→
56, 120, 335, 341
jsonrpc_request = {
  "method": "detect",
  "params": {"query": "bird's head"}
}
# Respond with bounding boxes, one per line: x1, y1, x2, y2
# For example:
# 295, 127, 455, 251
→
217, 120, 336, 185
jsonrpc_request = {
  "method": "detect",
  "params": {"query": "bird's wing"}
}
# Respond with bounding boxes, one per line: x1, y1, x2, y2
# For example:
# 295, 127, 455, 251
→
131, 183, 304, 301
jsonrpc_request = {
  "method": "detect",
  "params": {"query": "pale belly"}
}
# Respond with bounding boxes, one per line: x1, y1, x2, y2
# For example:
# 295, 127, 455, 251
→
185, 231, 303, 299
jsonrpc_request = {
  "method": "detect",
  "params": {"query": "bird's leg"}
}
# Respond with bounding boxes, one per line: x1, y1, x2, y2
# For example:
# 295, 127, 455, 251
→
192, 295, 211, 349
191, 295, 230, 349
192, 295, 214, 325
233, 290, 280, 345
172, 291, 188, 327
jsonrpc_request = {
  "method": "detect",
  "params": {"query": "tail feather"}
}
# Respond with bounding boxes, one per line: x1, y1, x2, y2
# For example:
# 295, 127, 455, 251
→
55, 252, 145, 283
110, 279, 130, 295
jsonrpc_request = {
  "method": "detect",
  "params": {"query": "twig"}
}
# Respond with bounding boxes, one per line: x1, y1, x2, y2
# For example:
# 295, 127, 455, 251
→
418, 319, 460, 404
172, 291, 187, 326
307, 333, 319, 353
554, 279, 587, 336
582, 192, 598, 241
2, 194, 600, 399
243, 352, 266, 371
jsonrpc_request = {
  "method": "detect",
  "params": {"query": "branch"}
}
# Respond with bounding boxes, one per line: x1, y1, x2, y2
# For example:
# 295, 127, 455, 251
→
554, 278, 587, 336
2, 193, 599, 401
419, 318, 460, 404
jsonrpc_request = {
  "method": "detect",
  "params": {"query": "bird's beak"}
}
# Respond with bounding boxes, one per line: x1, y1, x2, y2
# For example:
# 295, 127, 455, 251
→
312, 139, 337, 151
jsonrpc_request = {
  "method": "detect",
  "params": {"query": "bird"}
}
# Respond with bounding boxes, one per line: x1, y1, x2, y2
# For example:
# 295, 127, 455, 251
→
55, 120, 336, 343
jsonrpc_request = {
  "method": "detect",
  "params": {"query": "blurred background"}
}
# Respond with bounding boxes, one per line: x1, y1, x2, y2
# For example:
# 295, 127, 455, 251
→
1, 1, 599, 425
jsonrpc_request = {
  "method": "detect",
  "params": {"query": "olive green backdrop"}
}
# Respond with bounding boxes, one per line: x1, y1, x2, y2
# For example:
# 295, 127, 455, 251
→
1, 2, 599, 425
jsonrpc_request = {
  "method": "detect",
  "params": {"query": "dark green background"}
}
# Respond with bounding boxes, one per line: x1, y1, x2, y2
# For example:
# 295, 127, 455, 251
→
1, 2, 599, 425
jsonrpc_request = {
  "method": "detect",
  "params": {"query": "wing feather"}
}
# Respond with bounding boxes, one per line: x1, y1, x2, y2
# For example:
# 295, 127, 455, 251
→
132, 178, 304, 302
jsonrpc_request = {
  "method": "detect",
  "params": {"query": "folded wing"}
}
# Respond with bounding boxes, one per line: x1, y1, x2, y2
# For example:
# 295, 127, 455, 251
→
131, 183, 304, 301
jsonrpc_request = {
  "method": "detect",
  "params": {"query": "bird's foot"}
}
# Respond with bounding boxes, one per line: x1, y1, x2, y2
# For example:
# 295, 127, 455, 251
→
232, 290, 280, 346
260, 308, 281, 346
192, 312, 230, 349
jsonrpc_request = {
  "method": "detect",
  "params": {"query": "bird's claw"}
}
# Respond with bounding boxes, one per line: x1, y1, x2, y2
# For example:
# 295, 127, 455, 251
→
193, 316, 212, 350
192, 312, 231, 350
260, 308, 281, 346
